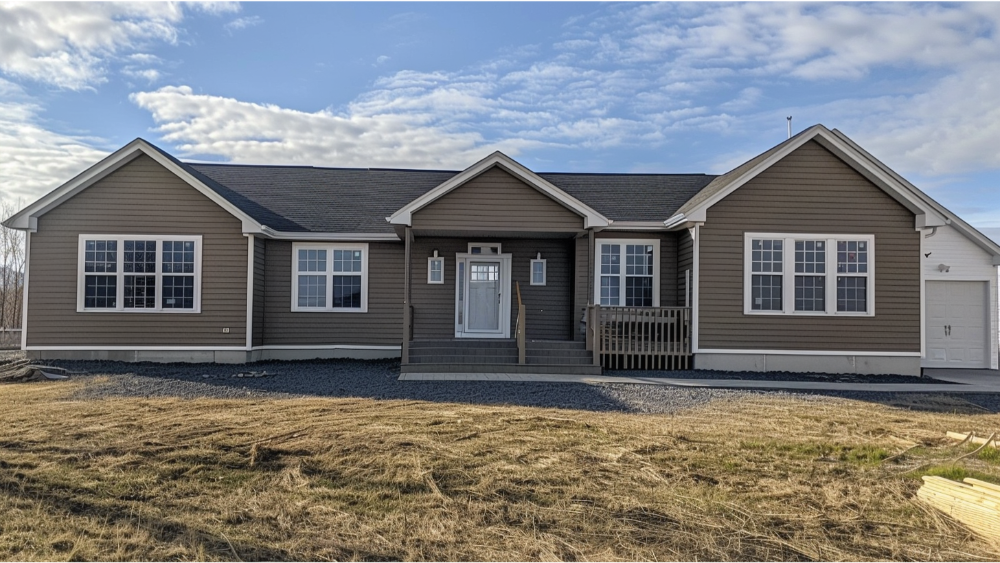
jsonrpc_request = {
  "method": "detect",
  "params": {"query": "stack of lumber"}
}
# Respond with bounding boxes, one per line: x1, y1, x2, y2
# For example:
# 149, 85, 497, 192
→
918, 476, 1000, 543
0, 357, 72, 383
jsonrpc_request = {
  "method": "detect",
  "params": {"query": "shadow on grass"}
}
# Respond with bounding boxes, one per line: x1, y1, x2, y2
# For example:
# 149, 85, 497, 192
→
38, 358, 1000, 415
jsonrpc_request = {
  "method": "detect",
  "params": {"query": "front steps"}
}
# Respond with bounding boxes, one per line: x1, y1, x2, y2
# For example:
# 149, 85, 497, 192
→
403, 339, 602, 375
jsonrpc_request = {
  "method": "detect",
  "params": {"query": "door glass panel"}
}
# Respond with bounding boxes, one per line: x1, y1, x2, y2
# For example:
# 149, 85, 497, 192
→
467, 261, 500, 331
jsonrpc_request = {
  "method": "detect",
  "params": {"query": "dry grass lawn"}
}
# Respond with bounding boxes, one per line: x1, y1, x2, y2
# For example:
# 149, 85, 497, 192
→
2, 379, 1000, 561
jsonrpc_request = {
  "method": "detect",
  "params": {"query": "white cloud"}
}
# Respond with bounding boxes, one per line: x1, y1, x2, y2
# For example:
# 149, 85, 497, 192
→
224, 15, 263, 33
186, 2, 240, 16
0, 2, 189, 90
0, 101, 108, 209
374, 55, 390, 67
122, 68, 163, 84
129, 85, 537, 169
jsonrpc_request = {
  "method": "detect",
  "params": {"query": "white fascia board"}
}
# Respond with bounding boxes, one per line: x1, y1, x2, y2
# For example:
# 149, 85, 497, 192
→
259, 227, 399, 242
387, 151, 610, 228
679, 125, 946, 231
3, 139, 265, 234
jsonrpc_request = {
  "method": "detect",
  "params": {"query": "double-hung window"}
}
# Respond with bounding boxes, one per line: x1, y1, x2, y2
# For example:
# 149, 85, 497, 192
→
77, 235, 201, 312
594, 239, 660, 307
744, 233, 873, 316
291, 243, 369, 312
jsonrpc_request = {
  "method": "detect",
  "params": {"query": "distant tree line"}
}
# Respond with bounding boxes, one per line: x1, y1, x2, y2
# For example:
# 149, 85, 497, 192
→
1, 201, 25, 333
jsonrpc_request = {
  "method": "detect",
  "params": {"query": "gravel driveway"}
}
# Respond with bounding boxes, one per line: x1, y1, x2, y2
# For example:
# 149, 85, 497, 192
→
12, 357, 998, 414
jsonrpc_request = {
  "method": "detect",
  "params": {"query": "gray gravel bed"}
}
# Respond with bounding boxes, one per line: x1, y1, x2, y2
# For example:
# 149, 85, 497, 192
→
20, 358, 999, 414
605, 368, 957, 384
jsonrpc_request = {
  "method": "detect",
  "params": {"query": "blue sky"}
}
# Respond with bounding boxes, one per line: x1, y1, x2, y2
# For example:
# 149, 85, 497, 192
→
2, 2, 1000, 239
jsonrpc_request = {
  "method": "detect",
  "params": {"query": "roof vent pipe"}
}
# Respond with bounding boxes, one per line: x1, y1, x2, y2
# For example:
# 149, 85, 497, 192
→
787, 116, 792, 139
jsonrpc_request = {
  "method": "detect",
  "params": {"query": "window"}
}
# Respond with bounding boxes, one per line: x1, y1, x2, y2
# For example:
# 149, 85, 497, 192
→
428, 257, 444, 284
77, 235, 201, 313
291, 243, 368, 312
468, 243, 501, 255
743, 234, 873, 316
594, 239, 660, 307
530, 258, 546, 286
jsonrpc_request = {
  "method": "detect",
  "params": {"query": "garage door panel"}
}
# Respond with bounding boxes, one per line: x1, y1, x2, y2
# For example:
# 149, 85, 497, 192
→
923, 281, 989, 369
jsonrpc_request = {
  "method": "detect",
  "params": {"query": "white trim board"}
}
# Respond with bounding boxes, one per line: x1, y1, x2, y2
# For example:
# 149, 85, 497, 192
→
20, 232, 29, 350
246, 234, 254, 349
387, 152, 610, 229
695, 348, 922, 357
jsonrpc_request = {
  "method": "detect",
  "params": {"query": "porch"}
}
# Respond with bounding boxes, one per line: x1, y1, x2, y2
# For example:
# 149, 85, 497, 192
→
401, 303, 692, 374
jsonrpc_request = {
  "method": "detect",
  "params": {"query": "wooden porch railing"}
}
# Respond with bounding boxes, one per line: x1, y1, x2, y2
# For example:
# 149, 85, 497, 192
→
588, 306, 691, 370
515, 282, 526, 364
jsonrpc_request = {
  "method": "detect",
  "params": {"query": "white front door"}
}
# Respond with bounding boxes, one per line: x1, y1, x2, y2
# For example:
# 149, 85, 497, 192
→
455, 253, 511, 338
924, 280, 989, 368
467, 261, 502, 332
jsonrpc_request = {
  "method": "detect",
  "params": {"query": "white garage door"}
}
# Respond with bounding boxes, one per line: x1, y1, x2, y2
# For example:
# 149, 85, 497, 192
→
924, 281, 989, 368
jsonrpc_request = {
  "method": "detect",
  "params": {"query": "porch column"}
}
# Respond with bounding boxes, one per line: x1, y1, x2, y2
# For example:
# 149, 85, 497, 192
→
402, 226, 412, 364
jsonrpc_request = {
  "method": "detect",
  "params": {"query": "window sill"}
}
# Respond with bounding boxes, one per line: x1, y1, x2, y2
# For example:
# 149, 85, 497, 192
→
291, 307, 368, 313
743, 310, 874, 317
77, 308, 201, 314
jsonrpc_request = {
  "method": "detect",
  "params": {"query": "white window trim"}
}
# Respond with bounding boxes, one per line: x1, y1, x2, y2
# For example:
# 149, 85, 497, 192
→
530, 258, 547, 286
743, 233, 875, 317
593, 238, 661, 307
76, 234, 203, 313
427, 257, 444, 284
291, 242, 369, 313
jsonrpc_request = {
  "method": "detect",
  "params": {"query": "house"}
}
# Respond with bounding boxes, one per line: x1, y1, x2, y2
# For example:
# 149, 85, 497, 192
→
4, 124, 999, 377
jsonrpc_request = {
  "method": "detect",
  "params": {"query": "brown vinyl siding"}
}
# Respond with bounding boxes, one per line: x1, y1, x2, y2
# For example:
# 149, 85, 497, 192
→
573, 236, 589, 341
26, 154, 248, 347
592, 231, 680, 307
411, 166, 584, 232
261, 240, 403, 346
252, 236, 266, 347
678, 232, 692, 306
410, 238, 575, 340
698, 140, 920, 352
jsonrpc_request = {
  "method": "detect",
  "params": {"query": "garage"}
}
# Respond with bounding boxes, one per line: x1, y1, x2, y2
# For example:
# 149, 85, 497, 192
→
924, 280, 989, 369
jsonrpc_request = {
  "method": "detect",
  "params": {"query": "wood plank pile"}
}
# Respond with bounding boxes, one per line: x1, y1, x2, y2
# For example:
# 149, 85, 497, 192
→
918, 476, 1000, 543
0, 357, 72, 383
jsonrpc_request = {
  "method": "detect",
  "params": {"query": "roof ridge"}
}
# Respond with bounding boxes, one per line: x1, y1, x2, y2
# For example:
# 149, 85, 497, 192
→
188, 161, 717, 177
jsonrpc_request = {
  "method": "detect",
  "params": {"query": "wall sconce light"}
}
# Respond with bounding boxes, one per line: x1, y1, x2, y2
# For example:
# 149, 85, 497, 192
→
536, 252, 541, 259
937, 263, 950, 273
432, 250, 439, 258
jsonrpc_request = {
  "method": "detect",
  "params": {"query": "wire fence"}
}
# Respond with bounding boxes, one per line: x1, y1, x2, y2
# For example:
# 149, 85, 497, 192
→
0, 328, 21, 350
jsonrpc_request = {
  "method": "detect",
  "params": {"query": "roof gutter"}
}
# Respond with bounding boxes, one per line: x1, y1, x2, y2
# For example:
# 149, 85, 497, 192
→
258, 226, 399, 241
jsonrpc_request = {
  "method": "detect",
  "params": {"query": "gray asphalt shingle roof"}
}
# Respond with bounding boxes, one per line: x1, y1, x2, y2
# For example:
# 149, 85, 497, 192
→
186, 163, 717, 234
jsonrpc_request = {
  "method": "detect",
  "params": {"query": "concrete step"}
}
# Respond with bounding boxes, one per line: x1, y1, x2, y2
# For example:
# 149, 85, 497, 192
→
400, 363, 603, 375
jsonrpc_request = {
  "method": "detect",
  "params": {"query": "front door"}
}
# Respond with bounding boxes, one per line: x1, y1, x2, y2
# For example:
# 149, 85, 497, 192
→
455, 253, 511, 338
467, 261, 502, 332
